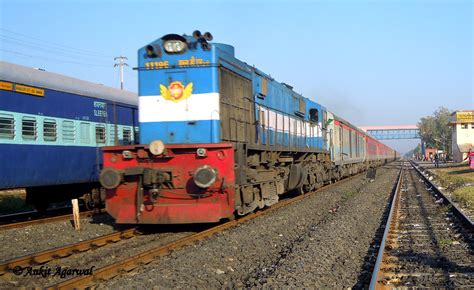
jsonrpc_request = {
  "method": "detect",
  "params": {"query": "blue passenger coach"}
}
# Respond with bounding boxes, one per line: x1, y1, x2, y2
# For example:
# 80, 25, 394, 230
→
0, 61, 137, 209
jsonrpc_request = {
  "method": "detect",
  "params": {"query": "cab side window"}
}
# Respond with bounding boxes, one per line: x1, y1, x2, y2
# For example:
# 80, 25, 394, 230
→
309, 108, 318, 123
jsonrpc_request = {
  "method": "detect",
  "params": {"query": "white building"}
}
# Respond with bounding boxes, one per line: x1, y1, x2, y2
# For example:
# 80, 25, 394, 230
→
449, 110, 474, 162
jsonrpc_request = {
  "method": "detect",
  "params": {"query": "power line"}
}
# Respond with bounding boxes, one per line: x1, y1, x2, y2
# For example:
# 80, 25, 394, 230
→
0, 28, 114, 58
0, 34, 111, 60
0, 36, 111, 64
0, 48, 111, 68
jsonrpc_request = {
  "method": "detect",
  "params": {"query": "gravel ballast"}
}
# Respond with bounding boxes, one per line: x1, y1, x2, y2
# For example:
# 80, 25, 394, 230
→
0, 213, 124, 262
98, 163, 400, 288
0, 163, 400, 288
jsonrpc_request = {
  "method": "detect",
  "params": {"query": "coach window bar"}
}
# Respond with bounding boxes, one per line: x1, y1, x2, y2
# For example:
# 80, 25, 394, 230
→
43, 119, 57, 142
0, 114, 15, 139
22, 117, 37, 140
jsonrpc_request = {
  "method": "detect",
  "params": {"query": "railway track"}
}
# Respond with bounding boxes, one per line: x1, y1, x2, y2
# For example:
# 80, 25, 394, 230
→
369, 161, 474, 289
0, 209, 104, 231
0, 228, 137, 276
47, 167, 374, 289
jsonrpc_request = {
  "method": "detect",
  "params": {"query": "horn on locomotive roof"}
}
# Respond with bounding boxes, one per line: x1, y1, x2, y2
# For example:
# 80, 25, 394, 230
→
203, 32, 213, 41
193, 30, 202, 39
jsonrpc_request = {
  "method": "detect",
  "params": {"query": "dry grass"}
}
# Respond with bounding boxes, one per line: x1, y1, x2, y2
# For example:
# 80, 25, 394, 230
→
452, 186, 474, 211
431, 167, 474, 211
432, 167, 474, 184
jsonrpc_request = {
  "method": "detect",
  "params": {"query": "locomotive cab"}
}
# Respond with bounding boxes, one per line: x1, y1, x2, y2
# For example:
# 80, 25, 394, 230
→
138, 32, 235, 145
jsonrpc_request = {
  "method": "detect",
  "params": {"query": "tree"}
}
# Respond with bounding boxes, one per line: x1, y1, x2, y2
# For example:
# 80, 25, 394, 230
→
417, 107, 452, 153
405, 144, 421, 158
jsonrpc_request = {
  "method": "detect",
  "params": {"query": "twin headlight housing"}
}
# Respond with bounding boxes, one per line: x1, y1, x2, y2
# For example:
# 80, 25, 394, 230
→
163, 40, 187, 54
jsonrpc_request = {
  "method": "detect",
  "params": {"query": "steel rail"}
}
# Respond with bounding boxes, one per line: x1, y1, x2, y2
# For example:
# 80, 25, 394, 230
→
0, 206, 93, 223
369, 161, 473, 289
48, 165, 381, 289
0, 228, 137, 276
409, 160, 473, 228
0, 210, 104, 231
369, 162, 404, 290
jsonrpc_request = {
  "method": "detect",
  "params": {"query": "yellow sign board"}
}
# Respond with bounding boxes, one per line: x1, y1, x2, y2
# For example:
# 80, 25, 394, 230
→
456, 112, 474, 123
15, 84, 45, 97
0, 81, 13, 91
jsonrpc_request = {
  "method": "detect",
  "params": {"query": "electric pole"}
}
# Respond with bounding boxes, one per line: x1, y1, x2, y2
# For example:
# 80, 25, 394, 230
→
114, 56, 128, 90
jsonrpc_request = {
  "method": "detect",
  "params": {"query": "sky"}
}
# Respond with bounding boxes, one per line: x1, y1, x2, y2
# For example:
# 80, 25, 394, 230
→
1, 0, 472, 153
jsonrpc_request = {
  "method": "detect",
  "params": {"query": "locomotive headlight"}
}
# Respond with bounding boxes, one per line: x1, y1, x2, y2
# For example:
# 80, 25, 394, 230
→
193, 165, 217, 188
163, 40, 187, 54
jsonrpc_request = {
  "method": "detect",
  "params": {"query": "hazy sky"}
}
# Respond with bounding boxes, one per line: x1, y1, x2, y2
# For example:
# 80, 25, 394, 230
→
1, 0, 472, 153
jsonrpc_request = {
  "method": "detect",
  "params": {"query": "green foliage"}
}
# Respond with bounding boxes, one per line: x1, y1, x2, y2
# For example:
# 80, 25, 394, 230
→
405, 144, 421, 157
418, 107, 453, 153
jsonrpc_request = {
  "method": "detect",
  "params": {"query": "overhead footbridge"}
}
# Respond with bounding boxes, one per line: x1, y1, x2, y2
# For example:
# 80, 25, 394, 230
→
359, 125, 419, 140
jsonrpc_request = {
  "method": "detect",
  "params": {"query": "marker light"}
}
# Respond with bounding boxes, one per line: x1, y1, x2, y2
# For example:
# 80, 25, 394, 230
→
149, 140, 165, 156
145, 44, 162, 58
100, 168, 123, 189
196, 148, 207, 157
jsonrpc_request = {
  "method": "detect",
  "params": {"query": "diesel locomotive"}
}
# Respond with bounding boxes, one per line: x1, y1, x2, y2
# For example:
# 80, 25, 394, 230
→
99, 31, 398, 224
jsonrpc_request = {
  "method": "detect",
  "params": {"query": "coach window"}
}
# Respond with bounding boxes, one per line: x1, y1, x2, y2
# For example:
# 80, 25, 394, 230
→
123, 127, 132, 144
62, 121, 76, 143
0, 114, 15, 139
309, 108, 319, 123
22, 117, 37, 140
109, 124, 118, 144
461, 123, 468, 129
95, 125, 106, 144
80, 122, 91, 144
43, 119, 57, 142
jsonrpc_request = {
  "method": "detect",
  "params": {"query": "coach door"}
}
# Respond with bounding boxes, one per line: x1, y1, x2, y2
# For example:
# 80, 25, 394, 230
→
219, 67, 255, 144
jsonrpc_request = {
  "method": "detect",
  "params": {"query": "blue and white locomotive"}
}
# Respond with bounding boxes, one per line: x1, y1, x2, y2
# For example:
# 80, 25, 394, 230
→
100, 31, 398, 224
0, 61, 138, 210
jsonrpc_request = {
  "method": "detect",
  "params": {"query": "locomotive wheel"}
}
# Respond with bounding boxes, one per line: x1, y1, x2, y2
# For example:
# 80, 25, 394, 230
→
83, 194, 93, 210
83, 189, 102, 210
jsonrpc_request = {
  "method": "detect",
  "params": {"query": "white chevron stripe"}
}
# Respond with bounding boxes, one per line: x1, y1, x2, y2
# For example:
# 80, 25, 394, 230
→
139, 93, 220, 122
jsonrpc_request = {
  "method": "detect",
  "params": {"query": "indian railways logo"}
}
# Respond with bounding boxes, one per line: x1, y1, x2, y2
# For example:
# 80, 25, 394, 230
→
159, 81, 193, 102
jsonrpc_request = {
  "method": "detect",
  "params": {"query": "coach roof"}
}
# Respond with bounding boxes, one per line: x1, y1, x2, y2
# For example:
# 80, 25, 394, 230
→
0, 61, 137, 106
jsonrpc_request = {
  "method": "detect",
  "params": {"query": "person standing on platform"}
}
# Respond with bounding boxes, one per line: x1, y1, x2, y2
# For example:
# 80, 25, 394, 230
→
464, 148, 474, 170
